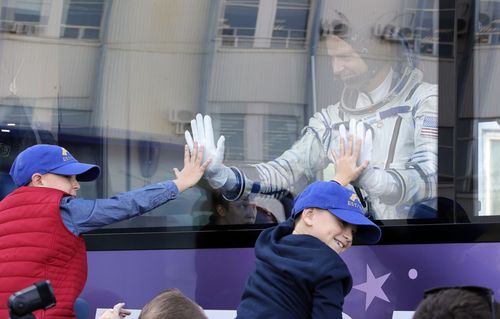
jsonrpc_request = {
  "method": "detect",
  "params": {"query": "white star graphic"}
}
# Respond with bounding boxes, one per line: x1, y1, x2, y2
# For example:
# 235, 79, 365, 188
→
353, 265, 391, 310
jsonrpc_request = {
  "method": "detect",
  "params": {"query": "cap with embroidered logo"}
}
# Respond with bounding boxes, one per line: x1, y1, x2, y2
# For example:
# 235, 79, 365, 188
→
292, 180, 381, 244
9, 144, 101, 187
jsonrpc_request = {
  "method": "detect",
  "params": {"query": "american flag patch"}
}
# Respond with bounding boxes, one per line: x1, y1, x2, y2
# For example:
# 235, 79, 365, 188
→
421, 116, 438, 138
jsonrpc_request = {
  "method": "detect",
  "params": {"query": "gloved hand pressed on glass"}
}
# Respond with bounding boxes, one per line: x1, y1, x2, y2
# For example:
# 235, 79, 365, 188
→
184, 113, 232, 189
338, 119, 372, 166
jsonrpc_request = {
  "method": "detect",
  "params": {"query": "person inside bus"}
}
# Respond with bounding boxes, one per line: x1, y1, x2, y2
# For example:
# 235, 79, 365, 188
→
185, 1, 438, 220
235, 136, 382, 319
0, 143, 210, 319
98, 288, 207, 319
208, 190, 258, 225
206, 190, 279, 225
412, 286, 500, 319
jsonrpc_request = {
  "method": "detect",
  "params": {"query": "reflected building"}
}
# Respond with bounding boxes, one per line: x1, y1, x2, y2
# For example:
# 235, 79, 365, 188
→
0, 0, 499, 223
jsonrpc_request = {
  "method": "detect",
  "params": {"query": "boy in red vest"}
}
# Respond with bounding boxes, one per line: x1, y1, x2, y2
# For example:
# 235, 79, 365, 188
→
0, 143, 209, 319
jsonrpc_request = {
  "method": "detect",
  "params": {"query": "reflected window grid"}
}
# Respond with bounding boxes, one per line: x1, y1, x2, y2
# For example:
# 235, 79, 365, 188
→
219, 0, 310, 49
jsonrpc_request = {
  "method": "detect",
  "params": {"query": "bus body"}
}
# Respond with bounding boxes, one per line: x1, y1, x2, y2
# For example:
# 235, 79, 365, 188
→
83, 242, 500, 318
1, 0, 500, 318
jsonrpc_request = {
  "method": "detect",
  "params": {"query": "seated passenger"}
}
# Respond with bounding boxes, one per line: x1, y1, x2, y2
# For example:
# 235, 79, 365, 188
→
209, 191, 258, 225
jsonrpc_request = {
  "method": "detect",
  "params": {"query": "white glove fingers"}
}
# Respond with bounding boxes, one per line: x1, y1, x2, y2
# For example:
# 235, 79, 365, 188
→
356, 121, 365, 143
339, 132, 347, 156
191, 119, 199, 142
216, 135, 225, 157
196, 113, 206, 144
185, 130, 194, 152
364, 129, 373, 162
349, 119, 356, 139
339, 124, 348, 146
352, 134, 363, 159
204, 115, 215, 149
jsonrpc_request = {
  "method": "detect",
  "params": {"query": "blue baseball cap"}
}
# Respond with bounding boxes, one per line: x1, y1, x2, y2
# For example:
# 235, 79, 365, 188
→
292, 181, 381, 244
9, 144, 101, 187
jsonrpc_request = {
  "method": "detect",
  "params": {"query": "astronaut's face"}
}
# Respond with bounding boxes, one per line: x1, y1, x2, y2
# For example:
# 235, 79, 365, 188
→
326, 35, 369, 88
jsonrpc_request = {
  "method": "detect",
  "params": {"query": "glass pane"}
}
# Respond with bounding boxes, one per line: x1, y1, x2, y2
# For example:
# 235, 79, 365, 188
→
1, 0, 42, 22
82, 28, 99, 39
317, 0, 439, 220
220, 1, 258, 47
64, 0, 103, 26
216, 114, 245, 161
3, 0, 486, 233
60, 0, 103, 40
274, 8, 309, 33
220, 0, 309, 49
263, 115, 299, 160
62, 26, 79, 38
468, 1, 500, 219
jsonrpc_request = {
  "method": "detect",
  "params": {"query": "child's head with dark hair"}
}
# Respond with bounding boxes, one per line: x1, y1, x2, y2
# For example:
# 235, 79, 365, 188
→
209, 191, 257, 225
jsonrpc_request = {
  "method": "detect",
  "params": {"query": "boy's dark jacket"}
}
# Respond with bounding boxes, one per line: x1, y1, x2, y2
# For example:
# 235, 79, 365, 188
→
236, 218, 352, 319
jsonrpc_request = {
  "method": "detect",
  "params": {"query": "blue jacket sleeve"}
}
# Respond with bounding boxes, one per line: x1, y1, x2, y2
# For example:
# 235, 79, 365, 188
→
311, 276, 345, 319
60, 180, 179, 235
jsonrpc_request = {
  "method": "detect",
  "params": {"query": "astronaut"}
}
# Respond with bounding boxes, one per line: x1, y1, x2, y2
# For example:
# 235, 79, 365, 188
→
186, 2, 438, 220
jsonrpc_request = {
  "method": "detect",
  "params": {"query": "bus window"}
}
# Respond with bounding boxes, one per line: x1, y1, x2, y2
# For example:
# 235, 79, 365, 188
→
0, 0, 500, 242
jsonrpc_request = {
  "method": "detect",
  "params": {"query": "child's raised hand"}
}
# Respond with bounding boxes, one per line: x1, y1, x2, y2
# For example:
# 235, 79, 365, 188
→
173, 143, 211, 192
331, 134, 368, 186
98, 303, 131, 319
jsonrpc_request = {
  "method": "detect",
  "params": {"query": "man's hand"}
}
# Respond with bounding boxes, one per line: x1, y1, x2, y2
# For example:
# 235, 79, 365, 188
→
98, 303, 131, 319
173, 143, 211, 192
184, 113, 231, 189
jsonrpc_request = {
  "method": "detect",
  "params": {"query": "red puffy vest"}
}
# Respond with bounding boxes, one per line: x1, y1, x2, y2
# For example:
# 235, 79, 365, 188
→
0, 187, 87, 319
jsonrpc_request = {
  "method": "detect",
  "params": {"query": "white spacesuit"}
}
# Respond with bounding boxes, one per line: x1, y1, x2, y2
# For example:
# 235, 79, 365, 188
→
187, 67, 437, 220
238, 67, 437, 219
186, 2, 438, 220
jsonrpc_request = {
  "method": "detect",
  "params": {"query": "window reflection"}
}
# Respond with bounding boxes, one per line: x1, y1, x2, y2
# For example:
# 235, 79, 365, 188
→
467, 1, 500, 219
4, 0, 500, 230
0, 0, 104, 39
478, 122, 500, 216
219, 0, 259, 48
0, 0, 43, 35
1, 0, 42, 23
203, 0, 439, 220
476, 1, 500, 45
219, 0, 310, 49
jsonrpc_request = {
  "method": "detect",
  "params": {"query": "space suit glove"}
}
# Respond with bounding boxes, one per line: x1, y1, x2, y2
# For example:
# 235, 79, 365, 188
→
339, 119, 372, 166
356, 167, 402, 204
185, 113, 232, 189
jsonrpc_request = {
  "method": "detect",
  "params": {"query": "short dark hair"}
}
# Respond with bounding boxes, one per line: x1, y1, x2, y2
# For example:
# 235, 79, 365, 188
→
138, 288, 206, 319
413, 288, 498, 319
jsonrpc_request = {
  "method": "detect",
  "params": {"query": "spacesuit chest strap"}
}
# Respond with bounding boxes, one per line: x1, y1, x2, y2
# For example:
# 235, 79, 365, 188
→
333, 105, 411, 130
362, 105, 411, 125
385, 116, 403, 169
